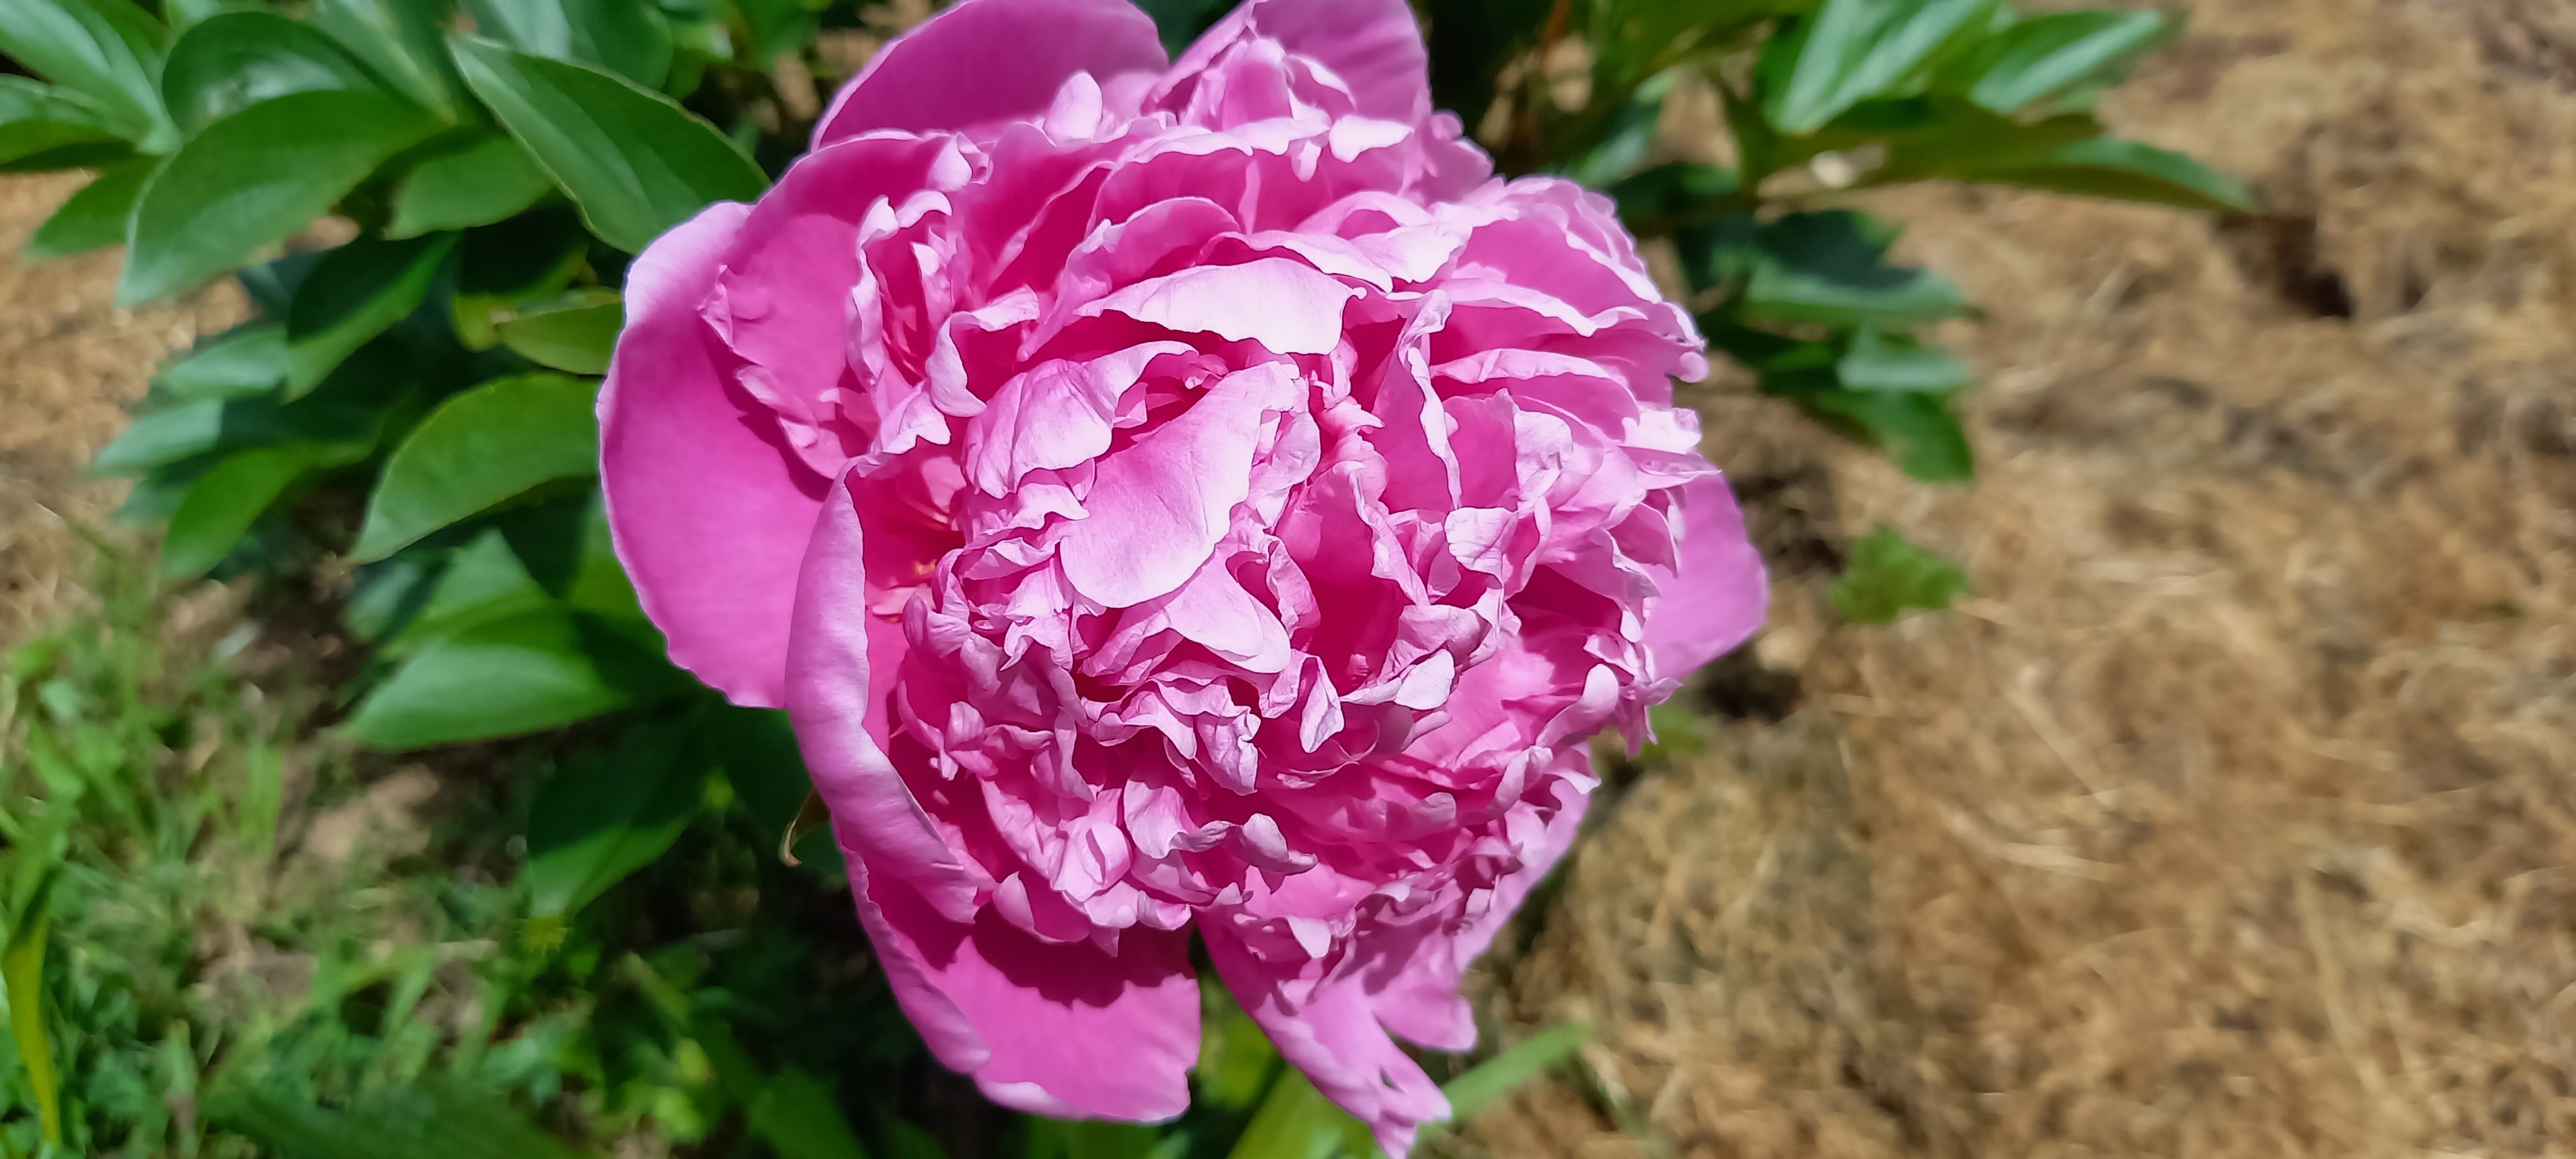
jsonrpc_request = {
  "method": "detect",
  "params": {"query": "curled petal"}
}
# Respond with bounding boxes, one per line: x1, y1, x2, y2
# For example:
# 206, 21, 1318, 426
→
813, 0, 1168, 146
601, 202, 824, 708
1170, 0, 1430, 124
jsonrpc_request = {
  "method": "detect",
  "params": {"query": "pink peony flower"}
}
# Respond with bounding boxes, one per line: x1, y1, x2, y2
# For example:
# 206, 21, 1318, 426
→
598, 0, 1765, 1150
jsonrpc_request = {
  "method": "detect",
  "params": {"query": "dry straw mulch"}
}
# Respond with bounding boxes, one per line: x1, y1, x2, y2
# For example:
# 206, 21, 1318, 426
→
1467, 0, 2576, 1156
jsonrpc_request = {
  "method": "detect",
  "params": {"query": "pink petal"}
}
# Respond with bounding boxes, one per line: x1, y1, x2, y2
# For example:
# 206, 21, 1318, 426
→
1075, 258, 1360, 356
600, 201, 824, 708
1205, 928, 1450, 1158
1645, 476, 1767, 677
1171, 0, 1430, 124
788, 470, 980, 919
812, 0, 1167, 147
851, 863, 1200, 1121
1057, 363, 1298, 607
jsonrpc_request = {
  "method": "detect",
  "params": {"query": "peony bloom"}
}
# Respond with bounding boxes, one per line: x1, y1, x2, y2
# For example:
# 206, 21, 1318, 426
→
598, 0, 1765, 1151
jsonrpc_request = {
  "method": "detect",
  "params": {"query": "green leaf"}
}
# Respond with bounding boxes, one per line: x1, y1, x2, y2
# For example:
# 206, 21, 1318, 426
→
1609, 162, 1743, 234
0, 76, 131, 171
1420, 0, 1549, 130
744, 1068, 871, 1159
0, 0, 174, 146
1226, 1069, 1370, 1159
3, 867, 62, 1149
1744, 210, 1965, 326
350, 373, 601, 561
495, 290, 620, 375
387, 131, 554, 238
1942, 135, 2253, 212
1557, 70, 1676, 189
22, 155, 153, 260
382, 529, 556, 655
1194, 990, 1280, 1112
160, 443, 314, 578
118, 88, 444, 304
343, 606, 667, 748
1796, 387, 1974, 481
1829, 524, 1967, 623
155, 321, 287, 400
1944, 9, 2170, 114
1835, 327, 1971, 393
1024, 1117, 1166, 1159
705, 704, 841, 876
448, 33, 764, 253
1763, 0, 2000, 135
462, 0, 675, 89
160, 10, 386, 135
219, 1079, 591, 1159
524, 719, 710, 916
311, 0, 464, 119
1438, 1023, 1592, 1124
283, 232, 457, 395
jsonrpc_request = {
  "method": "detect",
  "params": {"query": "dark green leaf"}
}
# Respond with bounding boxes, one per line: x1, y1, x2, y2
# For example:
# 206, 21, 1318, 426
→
1132, 0, 1228, 56
283, 232, 457, 395
311, 0, 465, 119
1942, 135, 2253, 212
1829, 524, 1967, 623
1835, 327, 1971, 392
524, 719, 710, 916
3, 866, 62, 1148
350, 372, 600, 561
1422, 0, 1549, 131
0, 0, 173, 146
1609, 162, 1743, 234
457, 202, 590, 298
1795, 387, 1974, 481
1943, 9, 2170, 114
745, 1069, 871, 1159
283, 239, 445, 390
463, 0, 674, 88
218, 1079, 591, 1159
0, 77, 129, 171
343, 606, 668, 748
495, 290, 620, 374
448, 33, 764, 253
1557, 70, 1676, 189
387, 131, 554, 237
1744, 210, 1966, 326
382, 529, 556, 655
1763, 0, 2000, 135
1024, 1117, 1166, 1159
706, 704, 842, 878
118, 89, 445, 304
160, 444, 315, 578
160, 11, 386, 135
22, 155, 153, 260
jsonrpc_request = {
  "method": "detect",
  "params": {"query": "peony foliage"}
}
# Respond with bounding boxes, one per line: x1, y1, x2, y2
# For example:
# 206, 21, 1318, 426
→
6, 0, 2240, 1154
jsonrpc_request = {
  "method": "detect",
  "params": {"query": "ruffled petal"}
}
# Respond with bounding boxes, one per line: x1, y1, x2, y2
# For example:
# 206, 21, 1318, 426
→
1170, 0, 1430, 124
1645, 475, 1768, 677
812, 0, 1168, 146
1206, 927, 1450, 1159
600, 201, 824, 708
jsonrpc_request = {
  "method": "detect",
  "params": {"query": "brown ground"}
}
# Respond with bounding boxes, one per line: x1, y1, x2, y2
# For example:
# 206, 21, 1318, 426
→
0, 174, 245, 645
6, 1, 2575, 1156
1464, 1, 2576, 1157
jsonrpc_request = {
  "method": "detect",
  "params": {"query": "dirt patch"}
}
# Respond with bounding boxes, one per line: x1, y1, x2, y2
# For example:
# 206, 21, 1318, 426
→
0, 173, 247, 647
1464, 1, 2576, 1156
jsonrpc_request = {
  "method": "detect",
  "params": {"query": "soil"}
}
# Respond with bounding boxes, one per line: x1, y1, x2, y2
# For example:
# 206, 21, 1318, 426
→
0, 173, 246, 646
5, 1, 2575, 1155
1460, 1, 2576, 1156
